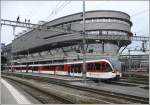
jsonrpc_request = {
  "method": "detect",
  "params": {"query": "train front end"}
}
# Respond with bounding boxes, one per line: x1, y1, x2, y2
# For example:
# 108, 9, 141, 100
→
110, 59, 122, 80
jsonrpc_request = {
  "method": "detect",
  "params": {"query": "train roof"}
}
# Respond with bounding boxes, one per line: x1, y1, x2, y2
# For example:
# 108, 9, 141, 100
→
12, 59, 112, 67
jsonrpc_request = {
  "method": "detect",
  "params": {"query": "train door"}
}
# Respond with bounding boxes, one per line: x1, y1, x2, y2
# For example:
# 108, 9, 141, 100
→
38, 66, 42, 73
68, 64, 71, 76
73, 64, 80, 77
77, 64, 82, 77
26, 65, 29, 73
64, 64, 68, 75
69, 64, 82, 77
68, 64, 75, 77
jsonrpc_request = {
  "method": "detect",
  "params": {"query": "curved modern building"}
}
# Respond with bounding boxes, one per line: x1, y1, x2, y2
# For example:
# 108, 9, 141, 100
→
12, 10, 133, 63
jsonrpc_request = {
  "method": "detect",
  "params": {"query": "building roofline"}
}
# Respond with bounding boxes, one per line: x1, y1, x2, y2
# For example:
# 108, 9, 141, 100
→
13, 10, 131, 41
44, 10, 130, 26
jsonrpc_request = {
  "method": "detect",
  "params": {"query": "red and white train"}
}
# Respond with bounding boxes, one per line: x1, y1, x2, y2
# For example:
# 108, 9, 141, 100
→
11, 59, 122, 80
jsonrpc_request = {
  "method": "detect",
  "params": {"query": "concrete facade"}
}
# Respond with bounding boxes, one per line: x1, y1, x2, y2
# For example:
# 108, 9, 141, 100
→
12, 10, 132, 55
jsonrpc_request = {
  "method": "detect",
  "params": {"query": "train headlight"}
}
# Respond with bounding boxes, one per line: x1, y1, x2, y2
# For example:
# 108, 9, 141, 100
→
112, 70, 116, 73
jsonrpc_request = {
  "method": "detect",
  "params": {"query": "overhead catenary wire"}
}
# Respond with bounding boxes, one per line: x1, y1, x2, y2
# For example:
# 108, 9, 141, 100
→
131, 9, 149, 17
45, 1, 62, 21
46, 1, 71, 21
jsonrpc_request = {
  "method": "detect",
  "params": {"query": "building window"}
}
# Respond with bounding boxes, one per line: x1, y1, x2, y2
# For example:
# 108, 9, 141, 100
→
78, 18, 130, 26
87, 30, 128, 36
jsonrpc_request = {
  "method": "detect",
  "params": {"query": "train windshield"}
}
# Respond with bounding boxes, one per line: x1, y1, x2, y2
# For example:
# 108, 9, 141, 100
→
105, 63, 112, 72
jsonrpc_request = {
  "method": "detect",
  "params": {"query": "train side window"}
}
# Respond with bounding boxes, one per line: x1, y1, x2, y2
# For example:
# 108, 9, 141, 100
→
90, 63, 94, 71
96, 63, 100, 71
78, 64, 82, 73
69, 65, 73, 73
87, 63, 91, 72
68, 65, 71, 73
57, 65, 64, 71
72, 65, 74, 72
33, 66, 38, 71
87, 63, 89, 71
102, 63, 105, 71
80, 64, 82, 73
87, 63, 92, 72
60, 65, 64, 71
93, 63, 97, 72
74, 64, 77, 73
45, 66, 49, 69
52, 66, 55, 70
101, 62, 105, 72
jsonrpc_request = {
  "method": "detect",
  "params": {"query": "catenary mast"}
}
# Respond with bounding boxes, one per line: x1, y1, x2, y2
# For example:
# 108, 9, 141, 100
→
82, 0, 86, 83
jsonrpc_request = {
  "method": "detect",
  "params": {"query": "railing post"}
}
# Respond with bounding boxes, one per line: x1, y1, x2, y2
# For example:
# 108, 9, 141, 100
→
12, 26, 16, 37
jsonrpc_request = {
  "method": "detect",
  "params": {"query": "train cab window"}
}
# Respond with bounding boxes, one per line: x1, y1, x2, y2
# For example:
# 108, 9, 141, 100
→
105, 63, 112, 72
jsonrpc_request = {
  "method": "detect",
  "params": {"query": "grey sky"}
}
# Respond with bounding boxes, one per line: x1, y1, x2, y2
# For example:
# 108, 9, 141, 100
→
1, 1, 149, 54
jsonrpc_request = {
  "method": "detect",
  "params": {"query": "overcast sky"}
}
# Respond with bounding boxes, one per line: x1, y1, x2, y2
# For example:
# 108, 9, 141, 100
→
1, 0, 149, 54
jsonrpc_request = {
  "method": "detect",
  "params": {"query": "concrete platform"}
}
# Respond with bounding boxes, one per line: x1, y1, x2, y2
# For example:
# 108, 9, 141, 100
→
1, 78, 31, 104
1, 81, 18, 104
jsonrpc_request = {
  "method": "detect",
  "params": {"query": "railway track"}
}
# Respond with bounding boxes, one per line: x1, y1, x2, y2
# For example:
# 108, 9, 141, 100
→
120, 78, 149, 85
2, 74, 149, 104
2, 77, 74, 104
47, 78, 149, 104
4, 78, 66, 104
